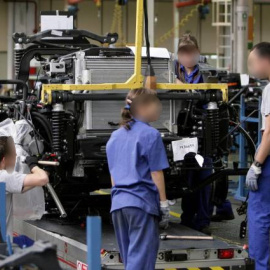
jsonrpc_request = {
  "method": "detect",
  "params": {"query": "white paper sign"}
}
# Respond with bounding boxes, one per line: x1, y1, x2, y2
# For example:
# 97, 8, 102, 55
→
172, 137, 198, 162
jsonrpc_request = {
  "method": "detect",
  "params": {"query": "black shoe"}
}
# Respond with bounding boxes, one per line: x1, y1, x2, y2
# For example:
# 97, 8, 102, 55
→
211, 213, 235, 222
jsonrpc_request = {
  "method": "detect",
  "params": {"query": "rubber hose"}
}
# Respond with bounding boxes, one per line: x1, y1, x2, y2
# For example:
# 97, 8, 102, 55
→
31, 112, 53, 146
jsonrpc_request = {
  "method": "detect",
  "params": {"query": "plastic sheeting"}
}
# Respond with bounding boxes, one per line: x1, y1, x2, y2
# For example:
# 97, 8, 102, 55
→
0, 118, 45, 220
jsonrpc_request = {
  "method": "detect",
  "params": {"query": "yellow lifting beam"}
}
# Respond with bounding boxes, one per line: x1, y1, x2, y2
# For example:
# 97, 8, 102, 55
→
41, 0, 228, 105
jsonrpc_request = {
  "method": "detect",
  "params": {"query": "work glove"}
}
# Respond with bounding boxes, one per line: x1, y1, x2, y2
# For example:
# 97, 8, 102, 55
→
159, 200, 170, 230
246, 164, 262, 191
25, 156, 39, 171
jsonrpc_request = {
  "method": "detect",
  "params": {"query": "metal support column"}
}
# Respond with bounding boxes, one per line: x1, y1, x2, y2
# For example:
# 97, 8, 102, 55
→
248, 0, 254, 50
148, 0, 155, 46
87, 216, 101, 270
236, 0, 249, 73
173, 0, 179, 54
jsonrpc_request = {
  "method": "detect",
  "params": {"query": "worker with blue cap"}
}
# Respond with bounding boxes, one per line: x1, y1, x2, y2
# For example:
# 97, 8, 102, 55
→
246, 42, 270, 270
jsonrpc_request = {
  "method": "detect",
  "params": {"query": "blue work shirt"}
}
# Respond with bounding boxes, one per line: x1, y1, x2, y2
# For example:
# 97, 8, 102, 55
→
106, 119, 169, 216
175, 61, 203, 84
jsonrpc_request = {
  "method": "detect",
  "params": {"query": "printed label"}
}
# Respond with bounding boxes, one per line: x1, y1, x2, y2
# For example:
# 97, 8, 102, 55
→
51, 30, 63, 36
172, 137, 198, 161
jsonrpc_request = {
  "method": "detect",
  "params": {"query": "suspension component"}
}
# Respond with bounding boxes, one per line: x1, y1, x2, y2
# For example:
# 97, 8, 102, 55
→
14, 43, 25, 77
206, 102, 219, 156
52, 104, 64, 152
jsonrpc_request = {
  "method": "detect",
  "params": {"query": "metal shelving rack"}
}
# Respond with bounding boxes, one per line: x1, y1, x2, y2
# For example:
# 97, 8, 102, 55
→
235, 94, 262, 201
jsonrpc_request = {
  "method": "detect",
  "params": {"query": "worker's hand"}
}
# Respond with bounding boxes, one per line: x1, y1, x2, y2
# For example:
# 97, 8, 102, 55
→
246, 164, 262, 191
25, 156, 39, 171
159, 200, 170, 230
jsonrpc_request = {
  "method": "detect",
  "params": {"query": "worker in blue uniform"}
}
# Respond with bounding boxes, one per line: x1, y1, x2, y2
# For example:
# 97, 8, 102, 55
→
106, 88, 170, 270
175, 34, 211, 234
174, 34, 203, 84
246, 42, 270, 270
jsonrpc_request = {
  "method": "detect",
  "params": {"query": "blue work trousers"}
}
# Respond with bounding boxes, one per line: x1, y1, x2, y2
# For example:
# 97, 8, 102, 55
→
209, 199, 234, 216
248, 156, 270, 270
112, 207, 159, 270
181, 158, 212, 230
216, 200, 233, 215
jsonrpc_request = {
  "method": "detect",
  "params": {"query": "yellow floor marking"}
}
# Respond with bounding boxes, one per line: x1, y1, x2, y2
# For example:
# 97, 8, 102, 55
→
188, 268, 200, 270
94, 190, 110, 195
214, 235, 243, 246
165, 268, 177, 270
170, 211, 181, 218
210, 267, 224, 270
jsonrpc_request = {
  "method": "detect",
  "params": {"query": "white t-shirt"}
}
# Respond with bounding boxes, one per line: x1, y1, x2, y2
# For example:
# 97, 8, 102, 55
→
0, 170, 26, 238
261, 83, 270, 130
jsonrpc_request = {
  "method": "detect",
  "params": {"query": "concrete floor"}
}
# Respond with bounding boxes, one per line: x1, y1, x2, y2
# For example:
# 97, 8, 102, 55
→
169, 196, 248, 247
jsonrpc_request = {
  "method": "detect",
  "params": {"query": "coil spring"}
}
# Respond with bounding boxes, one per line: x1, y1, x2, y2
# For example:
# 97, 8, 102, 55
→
52, 110, 64, 152
14, 49, 25, 76
207, 109, 219, 152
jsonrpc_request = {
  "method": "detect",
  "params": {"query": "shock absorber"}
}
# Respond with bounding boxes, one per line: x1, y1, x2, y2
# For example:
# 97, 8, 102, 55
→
14, 43, 25, 77
52, 104, 64, 153
206, 102, 219, 155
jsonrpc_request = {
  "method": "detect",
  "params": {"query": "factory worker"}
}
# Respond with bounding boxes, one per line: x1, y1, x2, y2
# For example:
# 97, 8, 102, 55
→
246, 42, 270, 270
175, 33, 203, 84
106, 88, 169, 270
0, 136, 48, 245
174, 34, 212, 234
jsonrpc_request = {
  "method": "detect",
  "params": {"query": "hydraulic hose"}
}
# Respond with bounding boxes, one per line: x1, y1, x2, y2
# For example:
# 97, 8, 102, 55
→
230, 120, 256, 160
31, 112, 53, 146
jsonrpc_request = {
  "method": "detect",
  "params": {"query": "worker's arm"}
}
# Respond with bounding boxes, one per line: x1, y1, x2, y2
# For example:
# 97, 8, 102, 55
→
255, 115, 270, 164
22, 166, 49, 193
151, 170, 167, 201
246, 114, 270, 191
152, 170, 170, 229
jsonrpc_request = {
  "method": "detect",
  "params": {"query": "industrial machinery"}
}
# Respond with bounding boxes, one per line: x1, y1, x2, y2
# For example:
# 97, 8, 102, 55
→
0, 1, 256, 269
0, 3, 253, 220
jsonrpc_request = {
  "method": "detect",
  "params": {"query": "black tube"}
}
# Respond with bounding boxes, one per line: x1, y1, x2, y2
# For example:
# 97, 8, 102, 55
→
0, 80, 28, 101
230, 120, 256, 159
52, 92, 207, 103
228, 86, 248, 105
190, 168, 249, 193
183, 100, 193, 129
31, 111, 52, 134
144, 0, 151, 66
31, 112, 53, 146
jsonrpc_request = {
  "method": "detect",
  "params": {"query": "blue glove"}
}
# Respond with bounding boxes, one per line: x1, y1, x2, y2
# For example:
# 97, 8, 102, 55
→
159, 201, 170, 230
246, 164, 261, 191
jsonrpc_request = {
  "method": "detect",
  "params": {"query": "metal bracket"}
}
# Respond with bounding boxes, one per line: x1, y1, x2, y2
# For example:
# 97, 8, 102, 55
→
13, 30, 118, 45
